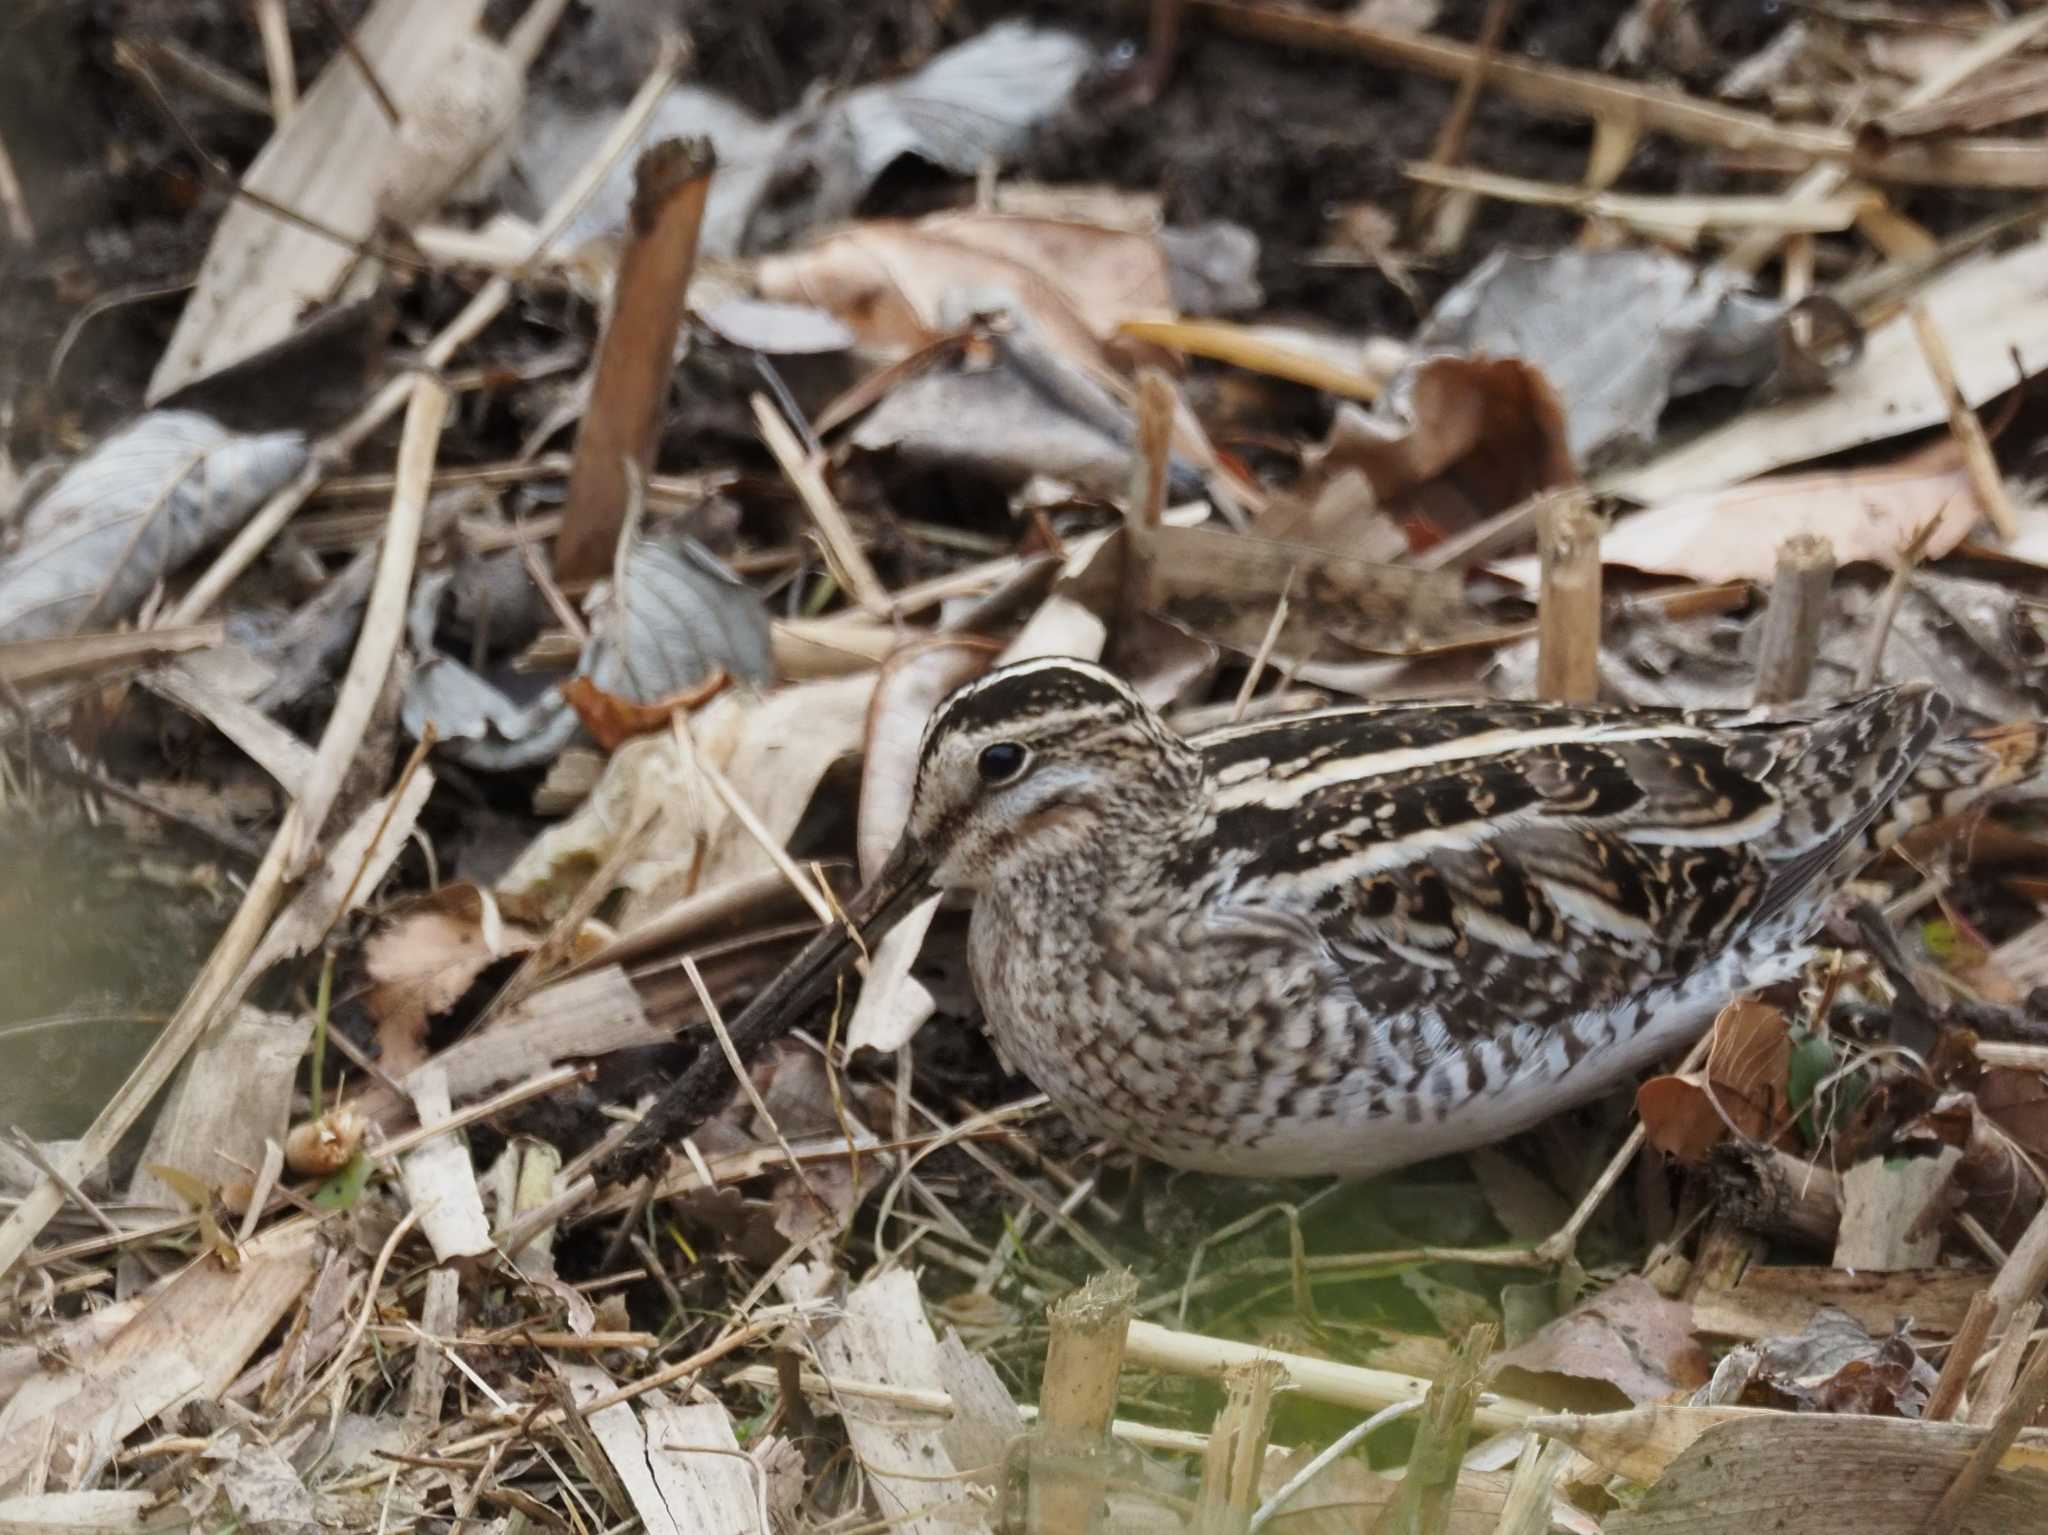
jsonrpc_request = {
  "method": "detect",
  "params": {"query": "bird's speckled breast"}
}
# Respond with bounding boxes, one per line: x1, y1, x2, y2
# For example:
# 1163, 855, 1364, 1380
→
965, 882, 1814, 1178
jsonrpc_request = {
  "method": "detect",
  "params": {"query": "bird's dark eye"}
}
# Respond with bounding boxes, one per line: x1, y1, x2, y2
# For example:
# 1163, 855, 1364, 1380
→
977, 741, 1030, 785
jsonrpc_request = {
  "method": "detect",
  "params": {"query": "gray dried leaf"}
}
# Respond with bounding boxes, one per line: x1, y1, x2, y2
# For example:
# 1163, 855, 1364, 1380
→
854, 361, 1132, 496
1419, 248, 1788, 467
698, 297, 854, 355
752, 23, 1095, 249
0, 410, 306, 642
400, 538, 773, 772
399, 570, 578, 771
1159, 220, 1263, 315
582, 537, 774, 701
511, 85, 793, 258
206, 1429, 320, 1534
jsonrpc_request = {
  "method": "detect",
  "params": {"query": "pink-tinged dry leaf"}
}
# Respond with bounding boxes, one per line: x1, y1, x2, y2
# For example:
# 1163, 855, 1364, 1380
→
1544, 442, 1980, 585
1638, 998, 1793, 1163
756, 214, 1169, 374
1308, 354, 1577, 532
858, 637, 999, 882
362, 883, 539, 1071
1496, 1275, 1711, 1407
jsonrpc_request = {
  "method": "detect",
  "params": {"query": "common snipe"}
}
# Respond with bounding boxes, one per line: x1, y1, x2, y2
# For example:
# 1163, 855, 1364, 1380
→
605, 659, 2045, 1184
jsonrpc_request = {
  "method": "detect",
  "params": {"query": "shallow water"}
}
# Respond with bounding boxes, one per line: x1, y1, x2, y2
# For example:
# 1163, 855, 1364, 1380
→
0, 817, 227, 1136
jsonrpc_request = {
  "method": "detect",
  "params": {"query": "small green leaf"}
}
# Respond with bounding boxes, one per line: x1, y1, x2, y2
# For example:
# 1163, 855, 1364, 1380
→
1922, 918, 1962, 962
311, 1150, 373, 1211
1787, 1029, 1836, 1145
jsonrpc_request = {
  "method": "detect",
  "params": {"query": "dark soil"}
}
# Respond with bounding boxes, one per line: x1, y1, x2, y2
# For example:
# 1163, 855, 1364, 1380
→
1, 0, 2012, 458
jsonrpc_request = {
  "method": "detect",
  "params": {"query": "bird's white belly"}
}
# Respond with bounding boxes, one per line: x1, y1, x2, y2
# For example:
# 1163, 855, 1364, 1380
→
968, 893, 1811, 1179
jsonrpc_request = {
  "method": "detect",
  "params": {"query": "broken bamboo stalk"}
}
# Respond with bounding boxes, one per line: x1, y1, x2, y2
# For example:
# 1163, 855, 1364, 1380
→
1535, 492, 1601, 703
1113, 367, 1175, 665
1929, 1336, 2048, 1531
1910, 300, 2021, 541
558, 137, 715, 585
1752, 533, 1835, 704
1193, 1358, 1287, 1534
1380, 1322, 1497, 1535
1926, 1290, 1998, 1423
1031, 1268, 1140, 1534
1968, 1300, 2042, 1429
1709, 1145, 1843, 1250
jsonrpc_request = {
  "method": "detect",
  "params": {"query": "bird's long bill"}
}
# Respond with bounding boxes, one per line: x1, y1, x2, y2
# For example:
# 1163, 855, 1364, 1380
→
728, 844, 934, 1041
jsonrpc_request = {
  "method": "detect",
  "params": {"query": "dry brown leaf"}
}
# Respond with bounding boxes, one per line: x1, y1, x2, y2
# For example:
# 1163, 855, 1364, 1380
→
1551, 442, 1981, 585
1307, 354, 1577, 536
559, 670, 730, 751
1495, 1275, 1711, 1407
1978, 1067, 2048, 1163
756, 214, 1169, 375
363, 883, 540, 1070
1638, 998, 1793, 1163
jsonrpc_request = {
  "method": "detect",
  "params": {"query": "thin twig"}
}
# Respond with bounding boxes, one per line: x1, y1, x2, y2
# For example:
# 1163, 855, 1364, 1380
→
308, 0, 400, 125
250, 0, 297, 120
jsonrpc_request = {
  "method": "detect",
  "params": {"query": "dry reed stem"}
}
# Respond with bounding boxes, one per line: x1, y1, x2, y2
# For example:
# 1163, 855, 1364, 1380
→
557, 137, 715, 583
1910, 301, 2021, 540
1927, 1291, 1999, 1423
752, 392, 891, 615
1410, 0, 1517, 253
1929, 1335, 2048, 1530
1722, 5, 2048, 272
1190, 0, 2048, 187
1535, 493, 1601, 704
250, 0, 297, 120
1125, 1320, 1537, 1434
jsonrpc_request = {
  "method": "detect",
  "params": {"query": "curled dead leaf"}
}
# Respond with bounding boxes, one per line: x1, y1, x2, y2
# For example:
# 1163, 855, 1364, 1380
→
363, 882, 540, 1071
560, 670, 729, 751
1638, 998, 1794, 1163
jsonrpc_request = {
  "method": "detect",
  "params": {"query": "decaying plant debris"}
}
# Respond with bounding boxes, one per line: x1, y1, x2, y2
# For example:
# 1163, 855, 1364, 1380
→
4, 1, 2048, 1530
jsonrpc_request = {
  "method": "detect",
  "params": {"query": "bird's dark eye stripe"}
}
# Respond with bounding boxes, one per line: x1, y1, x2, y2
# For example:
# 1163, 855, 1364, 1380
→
978, 742, 1029, 784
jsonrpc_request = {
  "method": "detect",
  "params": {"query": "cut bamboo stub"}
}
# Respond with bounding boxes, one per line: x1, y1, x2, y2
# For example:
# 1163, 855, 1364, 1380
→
1193, 1359, 1287, 1533
1752, 533, 1835, 705
1030, 1268, 1140, 1534
558, 136, 716, 585
1536, 493, 1601, 704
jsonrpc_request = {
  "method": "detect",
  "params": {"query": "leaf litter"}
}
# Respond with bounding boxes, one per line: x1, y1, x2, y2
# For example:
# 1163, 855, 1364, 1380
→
5, 3, 2048, 1533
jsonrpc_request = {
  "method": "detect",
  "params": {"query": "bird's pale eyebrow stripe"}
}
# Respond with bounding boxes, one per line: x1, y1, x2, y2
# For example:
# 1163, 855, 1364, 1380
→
1210, 723, 1718, 811
924, 704, 1115, 757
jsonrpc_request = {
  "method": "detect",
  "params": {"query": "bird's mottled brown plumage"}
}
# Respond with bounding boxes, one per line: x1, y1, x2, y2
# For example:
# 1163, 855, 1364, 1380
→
604, 658, 2045, 1186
